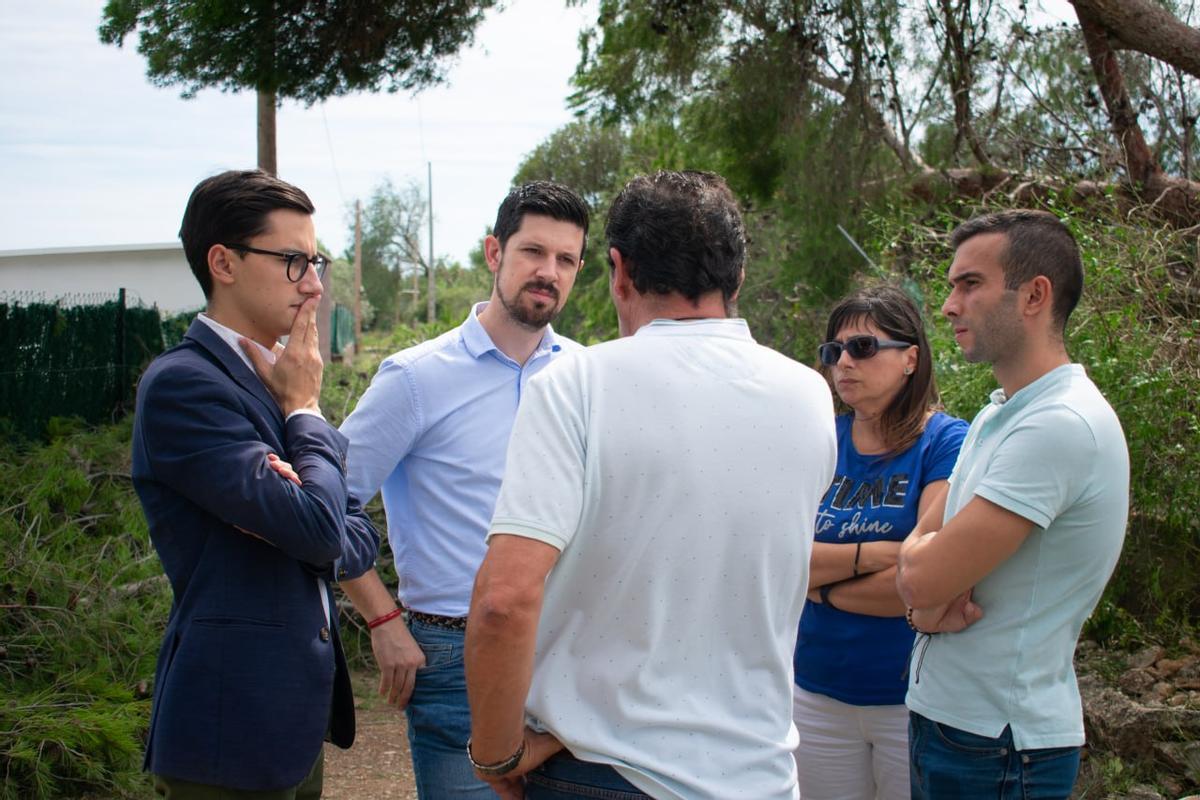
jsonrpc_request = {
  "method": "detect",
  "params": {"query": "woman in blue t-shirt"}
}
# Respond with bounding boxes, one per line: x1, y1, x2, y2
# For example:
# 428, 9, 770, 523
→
793, 286, 967, 800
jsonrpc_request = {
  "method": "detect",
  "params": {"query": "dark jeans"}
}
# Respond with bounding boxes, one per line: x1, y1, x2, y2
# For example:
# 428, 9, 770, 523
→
909, 712, 1080, 800
525, 752, 651, 800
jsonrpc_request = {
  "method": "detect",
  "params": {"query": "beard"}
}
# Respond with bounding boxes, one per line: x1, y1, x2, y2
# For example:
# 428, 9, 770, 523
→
497, 277, 562, 330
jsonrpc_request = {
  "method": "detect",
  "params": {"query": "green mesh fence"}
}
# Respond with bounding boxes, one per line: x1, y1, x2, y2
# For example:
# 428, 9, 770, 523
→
0, 290, 165, 440
330, 304, 355, 355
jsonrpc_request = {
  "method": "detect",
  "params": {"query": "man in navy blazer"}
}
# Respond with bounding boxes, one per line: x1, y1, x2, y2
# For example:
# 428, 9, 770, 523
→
132, 169, 379, 797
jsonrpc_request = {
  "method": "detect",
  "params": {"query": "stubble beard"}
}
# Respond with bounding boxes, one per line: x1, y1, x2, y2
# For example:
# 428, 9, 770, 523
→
496, 268, 561, 330
962, 291, 1023, 366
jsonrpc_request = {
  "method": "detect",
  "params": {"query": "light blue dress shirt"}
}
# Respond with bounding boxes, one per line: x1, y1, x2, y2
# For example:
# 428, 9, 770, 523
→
339, 302, 579, 616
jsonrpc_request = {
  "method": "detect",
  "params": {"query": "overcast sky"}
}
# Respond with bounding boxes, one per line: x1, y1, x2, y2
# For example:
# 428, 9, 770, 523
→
0, 1, 595, 267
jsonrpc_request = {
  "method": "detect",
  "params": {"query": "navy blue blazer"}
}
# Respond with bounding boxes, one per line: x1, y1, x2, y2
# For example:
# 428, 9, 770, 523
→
131, 319, 379, 791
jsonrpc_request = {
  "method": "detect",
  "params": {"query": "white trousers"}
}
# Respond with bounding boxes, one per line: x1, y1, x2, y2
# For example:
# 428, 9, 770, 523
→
792, 684, 910, 800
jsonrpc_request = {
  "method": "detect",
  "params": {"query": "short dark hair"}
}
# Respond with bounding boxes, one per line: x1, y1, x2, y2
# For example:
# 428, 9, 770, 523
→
949, 210, 1084, 330
825, 285, 941, 454
493, 181, 590, 258
179, 169, 315, 299
605, 170, 745, 302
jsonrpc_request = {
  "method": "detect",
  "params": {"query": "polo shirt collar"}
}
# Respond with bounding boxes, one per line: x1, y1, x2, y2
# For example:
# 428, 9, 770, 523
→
636, 317, 753, 341
989, 363, 1083, 412
460, 301, 563, 361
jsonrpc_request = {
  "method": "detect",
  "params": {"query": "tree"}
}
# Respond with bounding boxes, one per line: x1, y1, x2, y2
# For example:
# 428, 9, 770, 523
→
1068, 0, 1200, 220
352, 178, 433, 328
99, 0, 496, 173
513, 120, 629, 209
569, 0, 1199, 220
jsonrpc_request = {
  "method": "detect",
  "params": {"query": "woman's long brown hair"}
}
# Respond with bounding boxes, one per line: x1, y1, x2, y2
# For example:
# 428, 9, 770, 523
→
823, 285, 942, 454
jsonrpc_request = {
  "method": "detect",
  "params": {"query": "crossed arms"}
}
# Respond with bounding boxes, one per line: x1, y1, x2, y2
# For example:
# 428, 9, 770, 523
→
896, 489, 1035, 632
807, 479, 950, 617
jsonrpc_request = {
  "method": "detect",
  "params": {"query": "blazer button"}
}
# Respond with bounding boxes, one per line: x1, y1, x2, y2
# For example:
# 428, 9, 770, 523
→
319, 627, 330, 642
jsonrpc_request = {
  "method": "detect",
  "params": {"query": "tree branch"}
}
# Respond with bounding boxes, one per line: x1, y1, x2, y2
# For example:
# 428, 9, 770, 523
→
1069, 0, 1200, 81
1074, 5, 1161, 186
811, 72, 929, 172
937, 0, 992, 167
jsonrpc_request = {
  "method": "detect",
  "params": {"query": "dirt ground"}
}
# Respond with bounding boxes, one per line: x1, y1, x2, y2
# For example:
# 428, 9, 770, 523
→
322, 674, 418, 799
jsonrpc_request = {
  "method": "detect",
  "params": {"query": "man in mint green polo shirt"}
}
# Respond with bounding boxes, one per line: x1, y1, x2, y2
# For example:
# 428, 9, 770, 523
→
896, 209, 1129, 799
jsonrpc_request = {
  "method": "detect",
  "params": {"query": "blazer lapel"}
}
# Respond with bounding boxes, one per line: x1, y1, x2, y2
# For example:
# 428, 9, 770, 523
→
183, 319, 285, 427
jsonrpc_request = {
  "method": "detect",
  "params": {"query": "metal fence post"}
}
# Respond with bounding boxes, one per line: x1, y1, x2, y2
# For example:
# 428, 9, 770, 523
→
115, 288, 126, 417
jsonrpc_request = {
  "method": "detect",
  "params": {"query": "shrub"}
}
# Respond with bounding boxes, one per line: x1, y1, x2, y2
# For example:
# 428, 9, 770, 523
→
0, 419, 164, 799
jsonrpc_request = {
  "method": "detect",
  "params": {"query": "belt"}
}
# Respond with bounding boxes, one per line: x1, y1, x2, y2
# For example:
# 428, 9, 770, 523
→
404, 607, 468, 631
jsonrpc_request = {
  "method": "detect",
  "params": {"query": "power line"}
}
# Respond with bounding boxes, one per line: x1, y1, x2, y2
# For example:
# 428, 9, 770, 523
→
321, 104, 346, 207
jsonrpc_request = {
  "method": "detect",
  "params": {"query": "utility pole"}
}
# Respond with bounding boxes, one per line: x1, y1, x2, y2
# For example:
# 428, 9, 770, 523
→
426, 161, 436, 324
353, 200, 363, 349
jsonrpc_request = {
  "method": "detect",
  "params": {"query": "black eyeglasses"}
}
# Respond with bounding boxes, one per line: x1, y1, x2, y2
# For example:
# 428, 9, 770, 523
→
818, 335, 912, 366
223, 244, 329, 282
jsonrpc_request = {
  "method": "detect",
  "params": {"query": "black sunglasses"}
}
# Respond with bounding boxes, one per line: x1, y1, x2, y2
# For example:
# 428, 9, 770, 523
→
223, 244, 330, 282
818, 335, 912, 366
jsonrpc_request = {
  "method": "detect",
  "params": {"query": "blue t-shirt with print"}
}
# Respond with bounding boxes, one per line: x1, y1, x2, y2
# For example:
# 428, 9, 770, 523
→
793, 411, 968, 706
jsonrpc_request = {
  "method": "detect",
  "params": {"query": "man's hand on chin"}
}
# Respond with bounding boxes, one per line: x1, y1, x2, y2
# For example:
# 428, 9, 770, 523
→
241, 295, 324, 415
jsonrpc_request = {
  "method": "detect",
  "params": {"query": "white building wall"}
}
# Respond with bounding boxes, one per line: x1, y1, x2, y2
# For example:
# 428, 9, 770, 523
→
0, 243, 203, 313
0, 242, 340, 362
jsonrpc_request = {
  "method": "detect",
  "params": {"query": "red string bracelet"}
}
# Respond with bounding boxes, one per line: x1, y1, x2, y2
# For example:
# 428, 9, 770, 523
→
367, 608, 403, 629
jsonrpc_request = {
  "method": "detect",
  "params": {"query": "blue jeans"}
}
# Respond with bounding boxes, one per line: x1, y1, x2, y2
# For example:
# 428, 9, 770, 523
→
525, 753, 650, 799
405, 621, 496, 799
909, 712, 1080, 800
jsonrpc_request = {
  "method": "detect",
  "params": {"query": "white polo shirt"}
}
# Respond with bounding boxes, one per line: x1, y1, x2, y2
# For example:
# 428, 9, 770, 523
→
490, 318, 836, 800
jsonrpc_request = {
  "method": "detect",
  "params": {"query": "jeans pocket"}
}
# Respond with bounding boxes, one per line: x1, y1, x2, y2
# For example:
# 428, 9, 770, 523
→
416, 641, 459, 671
407, 622, 465, 672
1021, 745, 1079, 764
1019, 745, 1080, 799
932, 720, 1010, 756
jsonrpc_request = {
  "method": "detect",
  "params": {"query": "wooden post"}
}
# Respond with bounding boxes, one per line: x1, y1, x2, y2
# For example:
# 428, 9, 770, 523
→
353, 200, 363, 345
426, 161, 436, 323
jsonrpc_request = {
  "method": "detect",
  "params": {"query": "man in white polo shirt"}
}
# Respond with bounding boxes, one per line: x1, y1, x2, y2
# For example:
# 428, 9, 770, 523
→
463, 170, 837, 799
896, 210, 1129, 799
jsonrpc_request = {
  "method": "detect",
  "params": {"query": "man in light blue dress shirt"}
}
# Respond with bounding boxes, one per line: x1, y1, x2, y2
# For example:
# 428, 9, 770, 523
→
897, 210, 1129, 799
338, 182, 589, 799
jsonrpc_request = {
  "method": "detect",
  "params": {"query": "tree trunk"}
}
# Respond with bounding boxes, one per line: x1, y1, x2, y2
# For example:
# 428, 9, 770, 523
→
1075, 8, 1160, 187
1069, 0, 1200, 81
257, 89, 277, 175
